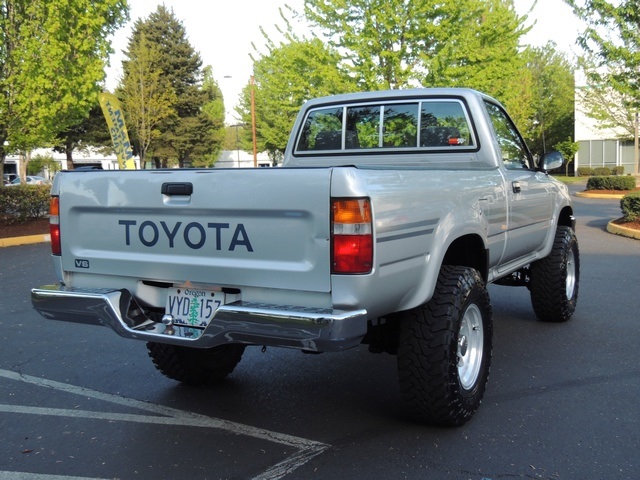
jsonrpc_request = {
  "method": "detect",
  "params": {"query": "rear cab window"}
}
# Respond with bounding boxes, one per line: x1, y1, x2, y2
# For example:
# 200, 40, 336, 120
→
295, 98, 476, 155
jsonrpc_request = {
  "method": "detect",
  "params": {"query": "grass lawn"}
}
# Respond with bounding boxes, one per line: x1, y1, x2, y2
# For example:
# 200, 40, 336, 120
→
551, 175, 585, 184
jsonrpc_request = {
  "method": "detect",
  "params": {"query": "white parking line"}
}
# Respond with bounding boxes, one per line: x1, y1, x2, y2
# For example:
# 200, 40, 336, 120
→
0, 368, 330, 480
0, 473, 101, 480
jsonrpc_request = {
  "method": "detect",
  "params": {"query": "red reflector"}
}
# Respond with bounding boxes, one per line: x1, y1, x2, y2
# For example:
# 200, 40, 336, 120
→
49, 196, 61, 255
332, 235, 373, 274
50, 223, 61, 255
332, 197, 373, 274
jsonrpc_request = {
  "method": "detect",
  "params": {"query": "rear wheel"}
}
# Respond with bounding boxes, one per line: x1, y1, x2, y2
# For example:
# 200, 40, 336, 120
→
530, 226, 579, 322
147, 342, 245, 385
397, 266, 492, 426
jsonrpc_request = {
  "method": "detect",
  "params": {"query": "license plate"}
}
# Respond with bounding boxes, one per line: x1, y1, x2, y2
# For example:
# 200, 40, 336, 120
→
165, 287, 224, 327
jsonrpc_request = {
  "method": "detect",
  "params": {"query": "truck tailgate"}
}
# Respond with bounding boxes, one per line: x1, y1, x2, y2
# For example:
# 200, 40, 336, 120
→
57, 168, 332, 292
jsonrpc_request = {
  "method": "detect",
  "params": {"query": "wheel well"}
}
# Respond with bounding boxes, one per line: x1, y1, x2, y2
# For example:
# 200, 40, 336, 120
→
442, 234, 488, 282
363, 234, 488, 356
558, 206, 575, 228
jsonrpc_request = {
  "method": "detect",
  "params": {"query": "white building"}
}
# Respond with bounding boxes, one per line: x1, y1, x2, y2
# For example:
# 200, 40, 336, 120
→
216, 150, 274, 168
574, 86, 638, 175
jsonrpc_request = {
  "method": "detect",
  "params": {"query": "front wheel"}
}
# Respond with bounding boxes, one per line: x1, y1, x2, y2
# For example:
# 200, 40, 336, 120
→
147, 342, 246, 385
397, 266, 493, 426
529, 226, 579, 322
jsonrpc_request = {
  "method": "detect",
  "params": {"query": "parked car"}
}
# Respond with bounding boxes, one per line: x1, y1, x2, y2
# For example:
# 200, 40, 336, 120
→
3, 174, 17, 185
8, 175, 50, 186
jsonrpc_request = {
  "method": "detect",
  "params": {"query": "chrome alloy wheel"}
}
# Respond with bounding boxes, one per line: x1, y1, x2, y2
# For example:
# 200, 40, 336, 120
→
457, 304, 484, 390
565, 249, 577, 300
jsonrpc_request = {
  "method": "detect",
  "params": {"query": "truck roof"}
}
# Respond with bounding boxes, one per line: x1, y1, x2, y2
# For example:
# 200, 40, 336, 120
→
299, 87, 501, 110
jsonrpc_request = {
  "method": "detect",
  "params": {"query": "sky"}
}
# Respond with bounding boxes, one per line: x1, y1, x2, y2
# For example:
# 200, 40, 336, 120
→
105, 0, 583, 124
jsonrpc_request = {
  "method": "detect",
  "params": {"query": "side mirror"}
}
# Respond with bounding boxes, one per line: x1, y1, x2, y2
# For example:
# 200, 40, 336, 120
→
540, 150, 564, 172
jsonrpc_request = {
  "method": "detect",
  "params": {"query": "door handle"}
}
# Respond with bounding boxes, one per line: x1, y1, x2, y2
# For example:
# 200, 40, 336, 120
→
161, 182, 193, 195
512, 181, 521, 194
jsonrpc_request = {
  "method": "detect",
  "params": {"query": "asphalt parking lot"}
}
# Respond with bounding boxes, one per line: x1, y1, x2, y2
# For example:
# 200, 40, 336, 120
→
1, 185, 638, 480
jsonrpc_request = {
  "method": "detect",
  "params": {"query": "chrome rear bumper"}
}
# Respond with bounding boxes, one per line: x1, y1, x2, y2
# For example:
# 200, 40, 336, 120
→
31, 285, 368, 352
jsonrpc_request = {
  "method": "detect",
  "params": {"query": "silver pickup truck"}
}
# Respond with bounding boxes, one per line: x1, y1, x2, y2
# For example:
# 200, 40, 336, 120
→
32, 88, 579, 426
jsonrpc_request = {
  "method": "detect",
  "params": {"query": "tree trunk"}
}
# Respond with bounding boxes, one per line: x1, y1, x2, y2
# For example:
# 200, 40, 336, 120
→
66, 144, 75, 170
0, 153, 6, 187
18, 151, 30, 181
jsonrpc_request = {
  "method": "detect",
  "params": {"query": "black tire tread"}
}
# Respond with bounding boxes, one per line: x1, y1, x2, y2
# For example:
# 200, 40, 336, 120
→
147, 342, 245, 385
530, 226, 579, 322
397, 265, 492, 426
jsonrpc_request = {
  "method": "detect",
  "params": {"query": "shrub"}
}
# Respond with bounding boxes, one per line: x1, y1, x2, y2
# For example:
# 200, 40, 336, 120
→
611, 166, 625, 176
577, 167, 594, 177
586, 176, 637, 191
592, 167, 612, 176
620, 192, 640, 221
0, 185, 50, 224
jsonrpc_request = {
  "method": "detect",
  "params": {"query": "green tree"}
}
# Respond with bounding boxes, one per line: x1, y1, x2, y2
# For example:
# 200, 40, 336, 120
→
237, 38, 355, 162
54, 105, 114, 170
524, 43, 575, 158
0, 0, 128, 180
419, 0, 533, 128
554, 137, 580, 176
27, 153, 59, 177
302, 0, 532, 125
302, 0, 439, 90
126, 5, 209, 168
187, 66, 226, 168
120, 32, 177, 167
565, 0, 640, 137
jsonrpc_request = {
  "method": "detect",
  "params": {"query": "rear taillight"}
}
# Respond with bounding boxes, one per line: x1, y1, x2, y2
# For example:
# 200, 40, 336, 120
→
49, 196, 61, 255
331, 198, 373, 274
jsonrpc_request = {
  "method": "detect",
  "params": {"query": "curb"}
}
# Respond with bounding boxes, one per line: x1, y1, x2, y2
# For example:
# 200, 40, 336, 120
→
0, 233, 51, 248
575, 191, 626, 199
607, 221, 640, 240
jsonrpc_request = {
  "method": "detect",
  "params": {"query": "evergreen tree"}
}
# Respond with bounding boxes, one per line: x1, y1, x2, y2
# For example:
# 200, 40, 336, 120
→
120, 32, 177, 167
124, 5, 213, 168
189, 66, 226, 167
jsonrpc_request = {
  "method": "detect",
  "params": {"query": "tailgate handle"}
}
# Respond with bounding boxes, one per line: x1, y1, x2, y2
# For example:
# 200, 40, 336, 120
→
161, 182, 193, 196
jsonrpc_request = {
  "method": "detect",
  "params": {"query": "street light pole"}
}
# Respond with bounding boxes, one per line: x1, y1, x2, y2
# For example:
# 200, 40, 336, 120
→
231, 124, 242, 168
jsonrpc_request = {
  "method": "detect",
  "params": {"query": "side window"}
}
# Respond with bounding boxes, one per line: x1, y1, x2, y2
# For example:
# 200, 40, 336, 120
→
296, 107, 343, 151
420, 101, 474, 148
484, 101, 532, 170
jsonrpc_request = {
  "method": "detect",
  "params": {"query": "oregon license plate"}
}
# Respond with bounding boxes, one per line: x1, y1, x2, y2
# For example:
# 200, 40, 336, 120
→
165, 287, 224, 327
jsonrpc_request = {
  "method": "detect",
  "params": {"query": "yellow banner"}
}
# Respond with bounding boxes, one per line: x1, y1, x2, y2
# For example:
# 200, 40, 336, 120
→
98, 92, 136, 170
